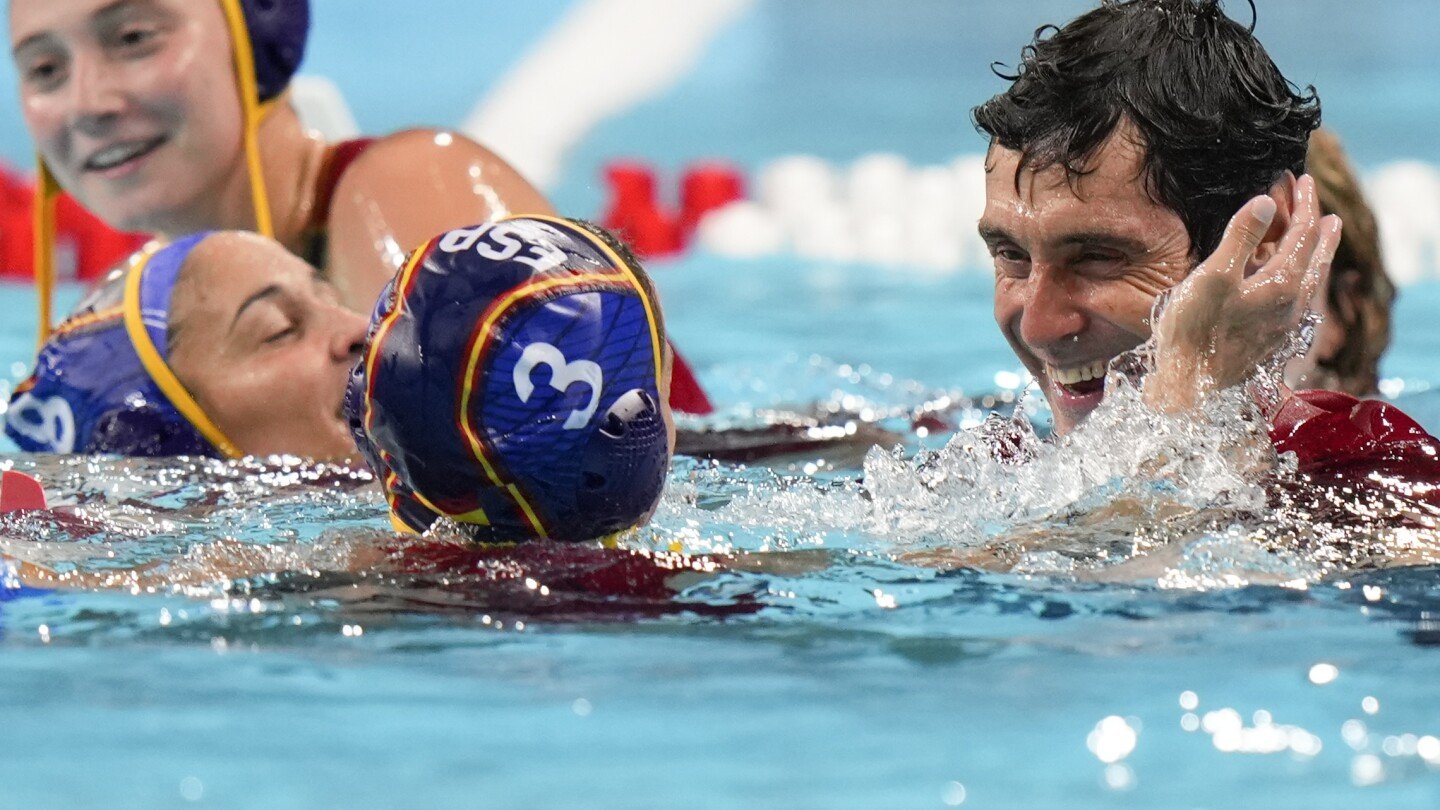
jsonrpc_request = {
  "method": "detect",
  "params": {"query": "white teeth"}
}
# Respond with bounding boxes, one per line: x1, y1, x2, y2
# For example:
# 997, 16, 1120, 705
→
1050, 359, 1107, 386
86, 140, 157, 170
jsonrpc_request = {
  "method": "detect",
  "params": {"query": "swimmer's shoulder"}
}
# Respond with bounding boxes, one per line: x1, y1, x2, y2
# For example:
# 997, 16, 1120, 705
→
326, 128, 554, 231
321, 128, 555, 308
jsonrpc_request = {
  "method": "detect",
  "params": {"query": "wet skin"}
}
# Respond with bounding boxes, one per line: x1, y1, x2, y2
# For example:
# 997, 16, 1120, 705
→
10, 0, 249, 234
980, 124, 1341, 433
980, 128, 1195, 434
168, 232, 368, 459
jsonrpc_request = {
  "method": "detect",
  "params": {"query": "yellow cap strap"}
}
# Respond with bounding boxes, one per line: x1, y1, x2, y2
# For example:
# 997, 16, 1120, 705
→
121, 243, 243, 458
217, 0, 274, 239
32, 160, 59, 351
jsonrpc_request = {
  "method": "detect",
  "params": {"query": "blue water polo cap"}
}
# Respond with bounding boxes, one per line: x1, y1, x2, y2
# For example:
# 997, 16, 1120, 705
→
237, 0, 310, 101
6, 234, 240, 458
347, 216, 672, 543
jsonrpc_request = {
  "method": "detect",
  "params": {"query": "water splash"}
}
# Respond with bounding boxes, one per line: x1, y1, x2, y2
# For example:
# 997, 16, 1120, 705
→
655, 342, 1440, 586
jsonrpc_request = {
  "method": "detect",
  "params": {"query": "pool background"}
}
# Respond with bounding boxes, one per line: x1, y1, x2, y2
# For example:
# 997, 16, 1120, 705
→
1, 2, 1440, 807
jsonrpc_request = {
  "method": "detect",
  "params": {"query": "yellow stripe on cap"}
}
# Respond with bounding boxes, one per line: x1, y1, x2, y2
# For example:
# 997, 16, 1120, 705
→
217, 0, 274, 239
363, 241, 497, 530
510, 215, 666, 394
408, 475, 493, 527
122, 242, 243, 459
454, 272, 634, 542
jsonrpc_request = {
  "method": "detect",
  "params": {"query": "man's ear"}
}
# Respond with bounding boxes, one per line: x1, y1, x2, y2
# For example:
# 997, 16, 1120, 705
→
1249, 170, 1297, 270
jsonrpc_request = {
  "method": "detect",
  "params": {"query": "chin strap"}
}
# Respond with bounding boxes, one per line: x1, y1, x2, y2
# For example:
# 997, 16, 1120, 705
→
218, 0, 274, 239
31, 160, 58, 351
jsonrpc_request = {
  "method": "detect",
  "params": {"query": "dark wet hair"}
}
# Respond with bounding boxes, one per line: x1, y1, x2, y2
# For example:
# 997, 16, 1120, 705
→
972, 0, 1322, 257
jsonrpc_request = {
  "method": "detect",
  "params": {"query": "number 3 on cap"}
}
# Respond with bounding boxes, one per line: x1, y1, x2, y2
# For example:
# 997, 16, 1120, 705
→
513, 343, 604, 430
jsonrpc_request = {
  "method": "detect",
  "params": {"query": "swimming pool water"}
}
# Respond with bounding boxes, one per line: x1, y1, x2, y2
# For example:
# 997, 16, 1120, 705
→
4, 1, 1440, 807
2, 265, 1440, 808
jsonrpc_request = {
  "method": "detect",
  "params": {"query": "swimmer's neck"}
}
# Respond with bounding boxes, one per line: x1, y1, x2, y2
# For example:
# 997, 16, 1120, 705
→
152, 98, 327, 259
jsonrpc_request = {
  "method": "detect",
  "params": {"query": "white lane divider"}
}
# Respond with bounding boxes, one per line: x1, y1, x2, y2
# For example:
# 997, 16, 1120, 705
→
463, 0, 757, 191
698, 151, 1440, 283
698, 153, 990, 274
290, 75, 362, 141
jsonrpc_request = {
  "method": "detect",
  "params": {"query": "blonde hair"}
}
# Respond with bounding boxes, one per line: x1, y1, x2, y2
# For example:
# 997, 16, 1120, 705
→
1307, 129, 1394, 397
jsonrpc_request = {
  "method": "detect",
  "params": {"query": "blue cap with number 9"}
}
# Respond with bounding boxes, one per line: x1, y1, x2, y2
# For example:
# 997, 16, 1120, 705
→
345, 216, 673, 543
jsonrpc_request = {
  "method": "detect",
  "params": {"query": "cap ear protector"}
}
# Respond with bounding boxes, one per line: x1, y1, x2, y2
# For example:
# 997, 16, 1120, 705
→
32, 0, 311, 350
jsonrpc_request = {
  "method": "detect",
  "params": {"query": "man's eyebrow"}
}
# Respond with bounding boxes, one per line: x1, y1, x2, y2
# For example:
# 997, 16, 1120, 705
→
11, 31, 55, 59
1055, 232, 1149, 254
93, 0, 154, 28
977, 224, 1016, 245
230, 285, 284, 332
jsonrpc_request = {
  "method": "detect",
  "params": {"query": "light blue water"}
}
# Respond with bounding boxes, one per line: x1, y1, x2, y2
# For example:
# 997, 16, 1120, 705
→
2, 2, 1440, 808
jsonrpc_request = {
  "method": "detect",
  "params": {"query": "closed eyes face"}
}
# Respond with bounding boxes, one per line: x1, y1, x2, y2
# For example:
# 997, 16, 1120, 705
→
10, 0, 243, 234
168, 232, 369, 460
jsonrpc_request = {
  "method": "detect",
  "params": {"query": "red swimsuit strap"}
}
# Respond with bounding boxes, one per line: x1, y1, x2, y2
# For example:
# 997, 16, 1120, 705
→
308, 137, 380, 232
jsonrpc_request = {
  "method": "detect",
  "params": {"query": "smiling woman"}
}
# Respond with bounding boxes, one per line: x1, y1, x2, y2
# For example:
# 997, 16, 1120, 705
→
6, 0, 552, 319
10, 0, 250, 236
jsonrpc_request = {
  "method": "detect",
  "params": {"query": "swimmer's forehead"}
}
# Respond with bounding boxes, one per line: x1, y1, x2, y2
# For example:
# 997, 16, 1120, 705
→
978, 135, 1185, 253
174, 233, 322, 317
10, 0, 176, 51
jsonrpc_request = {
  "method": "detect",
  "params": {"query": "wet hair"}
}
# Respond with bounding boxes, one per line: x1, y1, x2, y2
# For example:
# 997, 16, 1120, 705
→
972, 0, 1322, 258
1307, 129, 1394, 397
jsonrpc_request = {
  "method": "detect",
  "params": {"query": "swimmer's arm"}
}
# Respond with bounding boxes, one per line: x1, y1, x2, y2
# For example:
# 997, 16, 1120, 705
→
324, 128, 556, 312
0, 535, 389, 593
662, 549, 833, 591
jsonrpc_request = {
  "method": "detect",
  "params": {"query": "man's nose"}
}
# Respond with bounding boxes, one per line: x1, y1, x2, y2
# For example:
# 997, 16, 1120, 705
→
66, 54, 126, 137
1018, 265, 1088, 352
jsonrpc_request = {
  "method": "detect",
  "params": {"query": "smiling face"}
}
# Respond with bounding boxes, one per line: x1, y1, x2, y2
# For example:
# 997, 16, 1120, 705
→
10, 0, 244, 234
168, 232, 368, 460
980, 126, 1195, 434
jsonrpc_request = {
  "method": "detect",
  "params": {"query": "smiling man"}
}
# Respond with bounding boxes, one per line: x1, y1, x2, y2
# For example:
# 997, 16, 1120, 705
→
967, 0, 1440, 528
974, 0, 1337, 434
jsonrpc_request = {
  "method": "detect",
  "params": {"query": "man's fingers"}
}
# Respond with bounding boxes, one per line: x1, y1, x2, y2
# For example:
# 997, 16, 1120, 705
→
1266, 174, 1321, 285
1202, 194, 1277, 280
1301, 215, 1343, 306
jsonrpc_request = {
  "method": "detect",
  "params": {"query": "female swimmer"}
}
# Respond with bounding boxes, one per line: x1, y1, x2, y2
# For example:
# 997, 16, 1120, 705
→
9, 0, 714, 414
0, 216, 742, 612
8, 216, 676, 545
10, 0, 546, 310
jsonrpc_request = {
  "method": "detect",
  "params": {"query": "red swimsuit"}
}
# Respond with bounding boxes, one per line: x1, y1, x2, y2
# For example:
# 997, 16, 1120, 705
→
1270, 390, 1440, 513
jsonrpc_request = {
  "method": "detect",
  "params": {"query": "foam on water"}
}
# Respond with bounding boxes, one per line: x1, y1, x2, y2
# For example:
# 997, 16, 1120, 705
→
655, 334, 1440, 589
